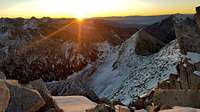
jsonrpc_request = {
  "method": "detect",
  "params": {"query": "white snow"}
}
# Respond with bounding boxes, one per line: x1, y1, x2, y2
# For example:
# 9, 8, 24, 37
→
186, 52, 200, 64
87, 32, 182, 105
193, 71, 200, 77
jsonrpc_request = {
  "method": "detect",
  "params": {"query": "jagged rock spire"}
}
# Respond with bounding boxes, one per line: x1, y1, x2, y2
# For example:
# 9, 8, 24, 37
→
195, 6, 200, 29
196, 6, 200, 14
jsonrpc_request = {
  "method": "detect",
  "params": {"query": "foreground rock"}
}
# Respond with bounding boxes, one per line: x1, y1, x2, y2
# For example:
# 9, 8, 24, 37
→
53, 96, 97, 112
30, 79, 63, 112
5, 80, 45, 112
0, 80, 10, 112
153, 89, 200, 108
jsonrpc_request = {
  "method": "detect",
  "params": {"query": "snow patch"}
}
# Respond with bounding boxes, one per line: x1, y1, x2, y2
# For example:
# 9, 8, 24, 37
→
88, 33, 182, 105
193, 71, 200, 77
186, 52, 200, 64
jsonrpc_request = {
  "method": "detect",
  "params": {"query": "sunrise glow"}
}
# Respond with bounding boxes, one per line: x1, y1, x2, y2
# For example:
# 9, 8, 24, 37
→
0, 0, 199, 18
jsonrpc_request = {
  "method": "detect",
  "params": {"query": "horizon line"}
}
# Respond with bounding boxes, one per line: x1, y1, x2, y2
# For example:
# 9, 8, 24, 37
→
0, 13, 195, 19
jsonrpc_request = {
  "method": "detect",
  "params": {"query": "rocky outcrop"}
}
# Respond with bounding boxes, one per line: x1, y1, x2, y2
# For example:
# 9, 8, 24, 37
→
5, 80, 45, 112
0, 78, 66, 112
195, 6, 200, 29
0, 80, 10, 112
175, 17, 200, 54
144, 15, 177, 44
134, 30, 165, 56
30, 79, 63, 112
177, 58, 200, 89
152, 56, 200, 108
153, 89, 200, 108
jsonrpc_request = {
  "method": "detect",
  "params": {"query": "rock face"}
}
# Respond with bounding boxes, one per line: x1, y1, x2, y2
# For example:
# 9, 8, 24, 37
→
0, 81, 10, 112
144, 15, 176, 44
175, 17, 200, 54
153, 89, 200, 108
197, 6, 200, 14
30, 79, 63, 112
134, 30, 165, 56
195, 6, 200, 29
5, 80, 45, 112
177, 58, 200, 89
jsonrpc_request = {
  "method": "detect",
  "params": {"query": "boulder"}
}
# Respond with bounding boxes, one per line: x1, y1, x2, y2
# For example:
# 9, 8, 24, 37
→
30, 79, 63, 112
86, 104, 115, 112
115, 105, 130, 112
5, 80, 45, 112
153, 89, 200, 108
0, 80, 10, 112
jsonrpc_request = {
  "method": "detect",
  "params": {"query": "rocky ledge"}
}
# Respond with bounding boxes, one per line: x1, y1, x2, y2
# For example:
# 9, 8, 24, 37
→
0, 74, 63, 112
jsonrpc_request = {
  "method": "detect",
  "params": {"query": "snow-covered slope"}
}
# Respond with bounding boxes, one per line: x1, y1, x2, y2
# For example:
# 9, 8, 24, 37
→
87, 31, 182, 105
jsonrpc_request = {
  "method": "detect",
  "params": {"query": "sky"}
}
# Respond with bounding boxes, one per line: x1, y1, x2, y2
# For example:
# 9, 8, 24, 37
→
0, 0, 200, 18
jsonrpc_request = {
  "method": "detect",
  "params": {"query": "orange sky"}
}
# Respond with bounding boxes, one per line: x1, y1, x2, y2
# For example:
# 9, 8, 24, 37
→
0, 0, 200, 18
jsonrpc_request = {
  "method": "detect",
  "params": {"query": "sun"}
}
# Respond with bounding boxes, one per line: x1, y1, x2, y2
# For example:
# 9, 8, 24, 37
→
75, 14, 85, 21
77, 17, 84, 21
